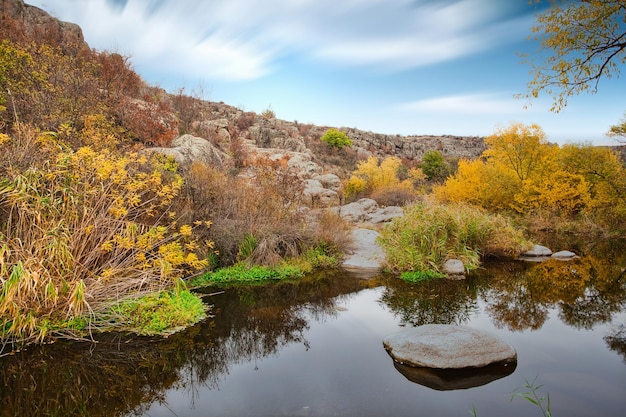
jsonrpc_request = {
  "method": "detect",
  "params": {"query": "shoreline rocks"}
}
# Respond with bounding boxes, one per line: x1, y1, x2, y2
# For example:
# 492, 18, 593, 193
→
520, 245, 579, 262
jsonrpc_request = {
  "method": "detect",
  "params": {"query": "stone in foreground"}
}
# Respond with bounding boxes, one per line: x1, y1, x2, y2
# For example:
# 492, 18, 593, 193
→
382, 324, 517, 369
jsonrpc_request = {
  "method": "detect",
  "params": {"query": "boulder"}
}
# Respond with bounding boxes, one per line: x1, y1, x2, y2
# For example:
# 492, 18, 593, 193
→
302, 179, 339, 206
342, 228, 386, 272
367, 206, 404, 224
521, 245, 552, 258
383, 325, 517, 369
552, 250, 578, 260
147, 134, 229, 168
313, 173, 342, 192
442, 259, 465, 278
336, 198, 404, 225
338, 198, 380, 223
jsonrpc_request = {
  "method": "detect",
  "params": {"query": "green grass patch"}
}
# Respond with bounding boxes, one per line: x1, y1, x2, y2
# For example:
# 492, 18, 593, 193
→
190, 262, 305, 287
190, 244, 340, 287
110, 290, 207, 335
400, 270, 446, 283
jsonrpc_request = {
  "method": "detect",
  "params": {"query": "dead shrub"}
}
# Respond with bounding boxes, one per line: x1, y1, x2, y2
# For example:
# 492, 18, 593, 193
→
371, 185, 418, 207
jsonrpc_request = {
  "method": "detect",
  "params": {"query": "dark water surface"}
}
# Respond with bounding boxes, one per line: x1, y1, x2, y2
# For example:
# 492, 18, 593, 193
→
1, 241, 625, 417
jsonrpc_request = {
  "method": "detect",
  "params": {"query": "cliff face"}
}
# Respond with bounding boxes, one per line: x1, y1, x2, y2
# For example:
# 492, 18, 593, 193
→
1, 0, 88, 50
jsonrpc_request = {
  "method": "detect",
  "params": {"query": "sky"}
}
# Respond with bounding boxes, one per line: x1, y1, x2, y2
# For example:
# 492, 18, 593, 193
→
29, 0, 626, 146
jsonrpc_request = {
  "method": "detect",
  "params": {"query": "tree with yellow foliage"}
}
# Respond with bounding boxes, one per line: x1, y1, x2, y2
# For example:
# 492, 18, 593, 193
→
522, 0, 626, 112
436, 122, 626, 229
344, 156, 424, 203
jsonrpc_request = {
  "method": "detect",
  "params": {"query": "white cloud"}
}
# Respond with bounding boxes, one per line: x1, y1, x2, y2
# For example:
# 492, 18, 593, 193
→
398, 93, 529, 115
30, 0, 532, 81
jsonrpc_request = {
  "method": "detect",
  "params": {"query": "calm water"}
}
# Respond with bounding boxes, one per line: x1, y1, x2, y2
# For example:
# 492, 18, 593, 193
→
1, 241, 625, 417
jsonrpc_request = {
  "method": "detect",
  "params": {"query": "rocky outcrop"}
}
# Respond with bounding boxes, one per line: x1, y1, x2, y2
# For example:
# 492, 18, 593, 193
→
343, 129, 486, 161
335, 198, 403, 224
2, 0, 88, 50
147, 134, 229, 168
383, 325, 517, 369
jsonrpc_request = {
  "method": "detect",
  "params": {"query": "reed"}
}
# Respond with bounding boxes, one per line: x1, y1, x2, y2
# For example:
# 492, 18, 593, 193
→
379, 199, 532, 274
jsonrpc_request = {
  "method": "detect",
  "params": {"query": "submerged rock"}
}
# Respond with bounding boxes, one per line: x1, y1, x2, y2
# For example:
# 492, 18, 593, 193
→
382, 324, 517, 369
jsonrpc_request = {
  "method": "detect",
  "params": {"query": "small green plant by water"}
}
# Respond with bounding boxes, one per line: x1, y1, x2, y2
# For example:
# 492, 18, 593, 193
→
400, 270, 446, 282
470, 377, 553, 417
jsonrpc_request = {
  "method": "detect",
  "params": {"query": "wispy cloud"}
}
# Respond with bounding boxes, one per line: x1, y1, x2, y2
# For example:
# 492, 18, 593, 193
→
398, 93, 529, 115
31, 0, 532, 80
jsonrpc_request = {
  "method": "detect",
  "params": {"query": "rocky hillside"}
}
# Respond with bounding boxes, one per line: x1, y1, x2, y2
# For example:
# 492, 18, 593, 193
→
176, 99, 486, 174
4, 0, 486, 173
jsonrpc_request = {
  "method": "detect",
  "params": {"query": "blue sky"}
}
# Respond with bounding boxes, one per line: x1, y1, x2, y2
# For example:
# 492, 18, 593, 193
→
30, 0, 625, 145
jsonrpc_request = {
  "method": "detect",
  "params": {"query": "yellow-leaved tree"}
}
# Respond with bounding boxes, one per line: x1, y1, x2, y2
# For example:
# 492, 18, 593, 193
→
436, 123, 626, 229
344, 156, 424, 205
521, 0, 626, 112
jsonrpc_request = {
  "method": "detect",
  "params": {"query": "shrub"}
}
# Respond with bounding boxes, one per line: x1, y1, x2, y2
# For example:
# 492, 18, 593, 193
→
420, 150, 451, 182
378, 199, 532, 273
344, 156, 423, 202
0, 131, 212, 344
400, 270, 446, 282
320, 128, 352, 149
105, 289, 208, 335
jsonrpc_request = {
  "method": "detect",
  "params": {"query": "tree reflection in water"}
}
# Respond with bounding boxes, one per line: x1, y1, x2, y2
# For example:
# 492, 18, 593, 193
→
1, 242, 625, 417
0, 270, 370, 417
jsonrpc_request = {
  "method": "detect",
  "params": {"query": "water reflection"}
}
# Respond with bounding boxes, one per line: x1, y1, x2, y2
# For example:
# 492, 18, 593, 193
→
1, 242, 625, 416
392, 361, 517, 391
376, 275, 481, 327
0, 270, 371, 417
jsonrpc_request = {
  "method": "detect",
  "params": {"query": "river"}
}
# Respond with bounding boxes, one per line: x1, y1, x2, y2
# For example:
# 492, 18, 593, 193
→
1, 240, 625, 417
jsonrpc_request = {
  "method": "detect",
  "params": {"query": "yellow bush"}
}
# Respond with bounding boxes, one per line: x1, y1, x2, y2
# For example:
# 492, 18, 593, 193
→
343, 156, 420, 202
0, 132, 212, 343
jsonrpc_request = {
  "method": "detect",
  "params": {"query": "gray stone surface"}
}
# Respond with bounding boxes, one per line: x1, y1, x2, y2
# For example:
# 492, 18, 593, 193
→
521, 245, 552, 257
551, 250, 578, 260
147, 134, 229, 168
337, 198, 403, 225
342, 228, 385, 271
367, 206, 404, 224
338, 198, 380, 223
383, 324, 517, 369
442, 259, 465, 277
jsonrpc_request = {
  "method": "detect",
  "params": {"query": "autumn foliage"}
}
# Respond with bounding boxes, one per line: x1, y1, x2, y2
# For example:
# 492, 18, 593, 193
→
344, 156, 425, 204
0, 130, 212, 344
435, 123, 626, 231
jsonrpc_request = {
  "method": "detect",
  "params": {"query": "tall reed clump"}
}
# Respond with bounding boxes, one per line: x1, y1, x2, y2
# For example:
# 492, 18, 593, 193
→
378, 199, 532, 274
0, 130, 212, 345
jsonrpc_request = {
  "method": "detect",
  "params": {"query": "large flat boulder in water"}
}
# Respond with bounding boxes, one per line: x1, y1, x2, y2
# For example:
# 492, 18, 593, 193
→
383, 325, 517, 369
